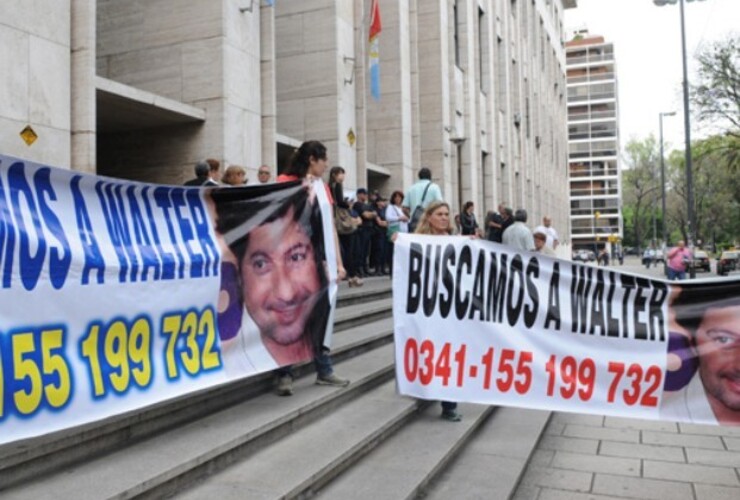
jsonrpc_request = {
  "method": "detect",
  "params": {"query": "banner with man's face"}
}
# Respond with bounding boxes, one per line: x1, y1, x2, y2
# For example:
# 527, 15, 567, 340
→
0, 155, 337, 445
393, 234, 740, 426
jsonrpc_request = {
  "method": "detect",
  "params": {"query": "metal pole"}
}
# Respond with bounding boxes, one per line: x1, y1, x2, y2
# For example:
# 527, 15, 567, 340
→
660, 114, 667, 246
679, 0, 696, 278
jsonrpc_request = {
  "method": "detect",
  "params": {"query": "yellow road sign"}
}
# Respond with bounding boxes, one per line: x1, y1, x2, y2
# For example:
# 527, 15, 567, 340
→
20, 125, 38, 146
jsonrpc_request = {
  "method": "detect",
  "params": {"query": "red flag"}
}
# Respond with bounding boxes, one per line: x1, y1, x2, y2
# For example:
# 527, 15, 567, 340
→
369, 0, 382, 40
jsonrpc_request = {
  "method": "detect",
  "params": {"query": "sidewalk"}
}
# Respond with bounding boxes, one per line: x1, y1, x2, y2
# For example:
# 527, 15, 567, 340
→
512, 412, 740, 500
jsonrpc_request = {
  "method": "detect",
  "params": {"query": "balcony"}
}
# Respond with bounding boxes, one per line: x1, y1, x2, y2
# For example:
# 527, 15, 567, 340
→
566, 53, 615, 66
568, 129, 617, 140
567, 72, 616, 85
567, 91, 616, 103
569, 187, 621, 197
567, 109, 617, 122
569, 168, 620, 179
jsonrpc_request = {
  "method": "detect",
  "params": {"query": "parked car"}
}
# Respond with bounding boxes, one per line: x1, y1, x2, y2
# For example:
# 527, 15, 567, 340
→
653, 249, 665, 264
717, 250, 739, 276
573, 249, 595, 262
691, 250, 711, 273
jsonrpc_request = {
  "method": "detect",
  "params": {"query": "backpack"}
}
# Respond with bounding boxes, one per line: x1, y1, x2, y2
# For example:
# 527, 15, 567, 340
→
407, 182, 432, 233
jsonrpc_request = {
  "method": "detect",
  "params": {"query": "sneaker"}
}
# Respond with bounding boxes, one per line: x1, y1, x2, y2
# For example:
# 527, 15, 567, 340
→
316, 373, 350, 387
441, 409, 462, 422
276, 375, 293, 396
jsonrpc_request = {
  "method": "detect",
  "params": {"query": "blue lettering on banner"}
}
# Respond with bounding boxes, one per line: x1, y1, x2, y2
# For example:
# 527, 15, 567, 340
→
0, 165, 17, 289
154, 187, 187, 280
187, 189, 219, 277
71, 175, 106, 285
91, 182, 220, 285
0, 162, 73, 290
142, 186, 176, 280
127, 186, 161, 282
35, 168, 71, 289
97, 182, 139, 283
171, 189, 200, 277
10, 162, 48, 291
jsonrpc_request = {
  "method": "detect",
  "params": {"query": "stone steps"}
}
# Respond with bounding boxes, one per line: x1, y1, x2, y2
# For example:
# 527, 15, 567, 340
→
0, 282, 392, 492
316, 403, 495, 500
1, 277, 549, 499
0, 343, 396, 500
173, 381, 426, 500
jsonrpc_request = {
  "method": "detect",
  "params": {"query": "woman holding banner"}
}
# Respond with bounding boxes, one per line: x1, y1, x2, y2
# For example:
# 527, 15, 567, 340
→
272, 141, 350, 395
414, 201, 463, 422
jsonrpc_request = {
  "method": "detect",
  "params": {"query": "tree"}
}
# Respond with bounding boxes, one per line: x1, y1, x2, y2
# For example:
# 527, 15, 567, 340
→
692, 35, 740, 146
665, 134, 740, 248
622, 136, 660, 250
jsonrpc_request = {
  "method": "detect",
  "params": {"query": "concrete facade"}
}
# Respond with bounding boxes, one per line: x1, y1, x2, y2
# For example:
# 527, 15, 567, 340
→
566, 32, 623, 251
0, 0, 574, 228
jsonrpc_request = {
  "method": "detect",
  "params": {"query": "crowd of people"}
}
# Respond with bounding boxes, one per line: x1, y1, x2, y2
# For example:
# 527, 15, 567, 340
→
183, 144, 739, 428
185, 146, 562, 421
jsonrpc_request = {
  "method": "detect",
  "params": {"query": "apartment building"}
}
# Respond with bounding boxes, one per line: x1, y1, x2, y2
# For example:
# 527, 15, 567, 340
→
565, 32, 623, 251
1, 0, 575, 229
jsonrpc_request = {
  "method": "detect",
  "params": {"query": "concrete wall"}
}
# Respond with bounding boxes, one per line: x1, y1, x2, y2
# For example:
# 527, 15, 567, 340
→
275, 0, 357, 179
96, 0, 263, 184
0, 0, 570, 232
365, 0, 414, 193
0, 2, 72, 168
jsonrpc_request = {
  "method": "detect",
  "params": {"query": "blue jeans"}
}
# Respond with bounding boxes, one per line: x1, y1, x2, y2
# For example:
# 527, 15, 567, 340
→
667, 267, 686, 281
275, 348, 334, 379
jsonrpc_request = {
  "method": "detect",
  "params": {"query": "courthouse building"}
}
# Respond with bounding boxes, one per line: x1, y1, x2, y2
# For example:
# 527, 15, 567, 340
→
1, 0, 574, 230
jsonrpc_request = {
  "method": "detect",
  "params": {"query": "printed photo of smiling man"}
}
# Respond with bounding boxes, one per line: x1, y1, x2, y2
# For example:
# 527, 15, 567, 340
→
209, 182, 331, 375
662, 281, 740, 426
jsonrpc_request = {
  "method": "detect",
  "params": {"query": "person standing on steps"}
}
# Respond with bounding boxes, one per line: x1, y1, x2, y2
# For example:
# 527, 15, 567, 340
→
403, 167, 442, 232
413, 201, 463, 422
329, 166, 363, 287
273, 140, 350, 396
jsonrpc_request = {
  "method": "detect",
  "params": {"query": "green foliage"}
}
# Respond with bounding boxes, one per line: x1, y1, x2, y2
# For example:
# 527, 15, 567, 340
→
665, 134, 739, 247
622, 136, 661, 250
691, 35, 740, 145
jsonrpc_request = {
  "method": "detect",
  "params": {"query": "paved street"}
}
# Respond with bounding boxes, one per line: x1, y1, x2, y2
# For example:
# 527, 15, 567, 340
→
575, 254, 724, 281
511, 255, 740, 500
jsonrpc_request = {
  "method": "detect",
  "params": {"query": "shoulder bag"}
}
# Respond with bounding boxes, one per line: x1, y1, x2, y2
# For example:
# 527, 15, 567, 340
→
335, 206, 358, 235
408, 182, 432, 233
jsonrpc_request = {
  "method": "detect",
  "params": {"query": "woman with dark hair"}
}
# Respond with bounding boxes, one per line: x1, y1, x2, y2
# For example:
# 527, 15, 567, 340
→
385, 190, 408, 275
414, 201, 462, 422
273, 140, 350, 395
459, 201, 479, 236
330, 166, 363, 287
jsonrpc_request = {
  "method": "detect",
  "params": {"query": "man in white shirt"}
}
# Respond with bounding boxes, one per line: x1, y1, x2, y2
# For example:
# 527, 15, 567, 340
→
503, 209, 535, 252
402, 167, 443, 228
534, 216, 559, 250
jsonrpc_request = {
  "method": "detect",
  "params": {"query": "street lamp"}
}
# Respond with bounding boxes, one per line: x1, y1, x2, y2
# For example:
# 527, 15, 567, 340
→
659, 111, 676, 247
653, 0, 704, 278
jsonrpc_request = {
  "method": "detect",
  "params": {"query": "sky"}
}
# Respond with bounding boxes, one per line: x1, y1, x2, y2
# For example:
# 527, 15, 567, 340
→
564, 0, 739, 156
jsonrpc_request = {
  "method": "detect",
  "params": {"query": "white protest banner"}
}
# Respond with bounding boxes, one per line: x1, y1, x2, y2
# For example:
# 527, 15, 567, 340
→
0, 155, 338, 444
393, 234, 740, 426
